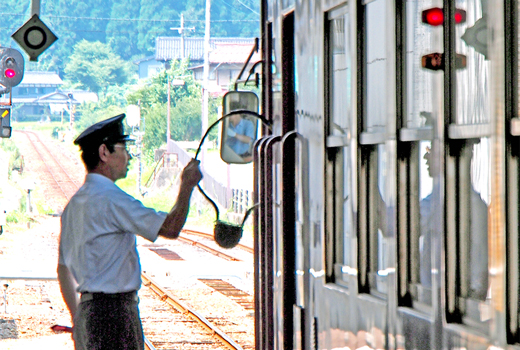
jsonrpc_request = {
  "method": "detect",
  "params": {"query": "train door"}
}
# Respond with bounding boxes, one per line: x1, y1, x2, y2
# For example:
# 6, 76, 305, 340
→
277, 10, 298, 350
397, 0, 493, 348
257, 3, 299, 349
499, 0, 520, 347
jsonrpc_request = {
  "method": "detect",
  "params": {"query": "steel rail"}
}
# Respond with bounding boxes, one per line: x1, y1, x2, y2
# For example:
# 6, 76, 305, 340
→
177, 236, 241, 261
19, 130, 79, 200
26, 130, 81, 189
144, 335, 157, 350
141, 271, 244, 350
181, 228, 254, 254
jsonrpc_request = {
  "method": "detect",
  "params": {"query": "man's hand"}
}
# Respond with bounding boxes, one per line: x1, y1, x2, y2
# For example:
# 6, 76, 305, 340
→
158, 159, 203, 239
180, 159, 203, 188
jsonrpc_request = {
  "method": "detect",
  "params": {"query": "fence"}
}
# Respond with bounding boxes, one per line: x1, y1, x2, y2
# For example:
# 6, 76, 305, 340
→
144, 152, 178, 188
231, 188, 253, 214
150, 141, 253, 213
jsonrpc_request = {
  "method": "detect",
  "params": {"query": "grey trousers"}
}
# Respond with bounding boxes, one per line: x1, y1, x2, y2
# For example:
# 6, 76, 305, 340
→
73, 292, 144, 350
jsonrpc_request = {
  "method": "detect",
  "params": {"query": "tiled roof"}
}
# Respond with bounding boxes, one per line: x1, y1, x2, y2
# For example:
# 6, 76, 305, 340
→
19, 71, 63, 87
155, 37, 256, 61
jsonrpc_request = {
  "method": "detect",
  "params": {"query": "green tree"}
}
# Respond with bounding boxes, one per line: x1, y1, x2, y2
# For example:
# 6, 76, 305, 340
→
1, 0, 259, 71
64, 40, 134, 96
170, 97, 202, 141
136, 0, 184, 57
106, 0, 142, 60
141, 103, 167, 156
73, 97, 126, 137
126, 59, 222, 157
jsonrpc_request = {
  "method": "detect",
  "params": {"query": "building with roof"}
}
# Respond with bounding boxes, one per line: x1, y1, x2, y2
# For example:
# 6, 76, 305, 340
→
136, 37, 261, 95
10, 71, 98, 122
190, 42, 261, 93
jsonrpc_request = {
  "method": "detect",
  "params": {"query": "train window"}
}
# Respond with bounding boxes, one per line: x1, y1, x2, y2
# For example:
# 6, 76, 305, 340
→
442, 0, 490, 328
365, 0, 387, 134
445, 138, 490, 328
416, 139, 435, 305
455, 0, 490, 127
373, 144, 392, 295
356, 0, 392, 296
328, 5, 351, 139
402, 0, 440, 308
324, 4, 352, 285
404, 0, 437, 130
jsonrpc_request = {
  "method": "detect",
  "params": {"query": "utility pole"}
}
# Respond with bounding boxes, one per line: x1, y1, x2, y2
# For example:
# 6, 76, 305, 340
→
167, 77, 171, 152
202, 0, 211, 163
171, 14, 195, 60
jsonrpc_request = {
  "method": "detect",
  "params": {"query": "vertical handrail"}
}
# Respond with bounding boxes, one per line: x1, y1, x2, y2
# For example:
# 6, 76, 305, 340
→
280, 131, 297, 350
259, 135, 280, 350
253, 137, 267, 350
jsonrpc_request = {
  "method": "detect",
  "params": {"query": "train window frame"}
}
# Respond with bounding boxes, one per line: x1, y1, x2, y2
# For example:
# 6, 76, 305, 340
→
324, 3, 353, 286
355, 0, 393, 298
440, 0, 491, 331
397, 0, 440, 309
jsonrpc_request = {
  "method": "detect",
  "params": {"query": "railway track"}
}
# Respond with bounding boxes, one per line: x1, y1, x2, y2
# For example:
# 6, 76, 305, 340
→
182, 228, 254, 254
140, 232, 255, 349
16, 130, 82, 206
142, 272, 247, 350
11, 130, 255, 349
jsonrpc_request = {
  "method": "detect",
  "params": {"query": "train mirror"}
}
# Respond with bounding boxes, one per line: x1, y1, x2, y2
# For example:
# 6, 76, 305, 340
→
220, 91, 259, 164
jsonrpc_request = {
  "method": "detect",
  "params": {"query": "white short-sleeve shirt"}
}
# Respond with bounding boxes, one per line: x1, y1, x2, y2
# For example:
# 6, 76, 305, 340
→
58, 173, 167, 293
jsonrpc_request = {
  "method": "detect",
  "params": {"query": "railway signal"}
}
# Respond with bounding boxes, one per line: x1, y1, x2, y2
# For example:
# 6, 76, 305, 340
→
422, 53, 467, 71
421, 7, 467, 26
0, 108, 11, 138
0, 48, 24, 90
421, 7, 467, 71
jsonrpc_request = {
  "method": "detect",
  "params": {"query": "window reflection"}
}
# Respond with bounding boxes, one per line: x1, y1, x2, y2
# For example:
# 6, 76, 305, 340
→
419, 141, 435, 290
405, 0, 436, 129
326, 5, 352, 284
365, 0, 387, 133
374, 144, 391, 294
467, 140, 489, 300
456, 0, 490, 125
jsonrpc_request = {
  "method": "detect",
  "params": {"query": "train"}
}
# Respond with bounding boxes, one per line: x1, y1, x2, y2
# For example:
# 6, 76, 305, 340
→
220, 0, 520, 348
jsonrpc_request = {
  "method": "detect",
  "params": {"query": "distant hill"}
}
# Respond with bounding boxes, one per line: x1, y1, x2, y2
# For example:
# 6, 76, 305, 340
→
0, 0, 259, 74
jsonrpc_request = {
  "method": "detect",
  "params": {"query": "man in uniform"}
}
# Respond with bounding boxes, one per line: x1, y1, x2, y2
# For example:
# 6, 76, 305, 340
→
57, 114, 202, 349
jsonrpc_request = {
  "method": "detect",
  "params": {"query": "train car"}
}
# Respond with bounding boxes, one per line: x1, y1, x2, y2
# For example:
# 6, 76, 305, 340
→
244, 0, 520, 348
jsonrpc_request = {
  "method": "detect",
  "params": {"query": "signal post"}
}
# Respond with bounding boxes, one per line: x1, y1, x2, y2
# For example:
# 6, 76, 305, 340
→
0, 48, 24, 138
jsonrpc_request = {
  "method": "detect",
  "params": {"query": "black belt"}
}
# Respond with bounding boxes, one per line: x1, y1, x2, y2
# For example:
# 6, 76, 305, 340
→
80, 291, 138, 303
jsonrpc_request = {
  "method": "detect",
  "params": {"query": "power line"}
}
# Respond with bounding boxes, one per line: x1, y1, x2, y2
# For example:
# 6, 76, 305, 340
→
0, 27, 257, 35
214, 0, 259, 15
0, 13, 259, 23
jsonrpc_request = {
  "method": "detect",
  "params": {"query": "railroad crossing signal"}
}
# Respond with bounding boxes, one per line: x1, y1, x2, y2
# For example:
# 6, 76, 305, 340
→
1, 108, 12, 138
11, 14, 58, 62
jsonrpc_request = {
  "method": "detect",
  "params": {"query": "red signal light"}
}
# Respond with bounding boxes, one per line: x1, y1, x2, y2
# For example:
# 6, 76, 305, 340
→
422, 7, 444, 26
4, 68, 16, 78
422, 8, 467, 26
454, 9, 466, 24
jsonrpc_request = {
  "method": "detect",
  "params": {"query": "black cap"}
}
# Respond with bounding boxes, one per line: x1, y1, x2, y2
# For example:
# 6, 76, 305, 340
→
74, 114, 133, 150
